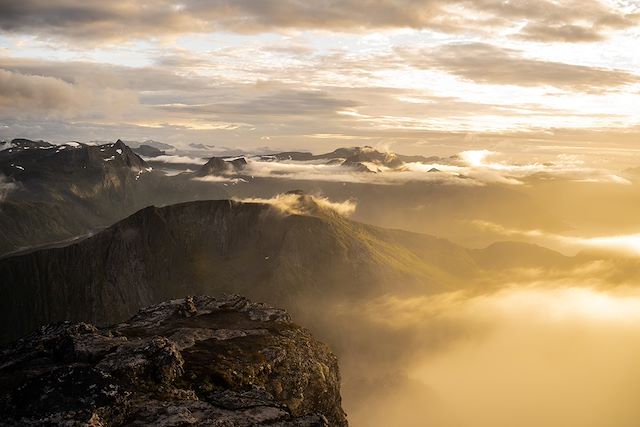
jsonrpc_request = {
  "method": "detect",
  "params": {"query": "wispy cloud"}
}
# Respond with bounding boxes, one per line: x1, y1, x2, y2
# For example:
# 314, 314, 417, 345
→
234, 193, 357, 217
192, 150, 632, 187
460, 150, 631, 184
328, 283, 640, 427
142, 154, 207, 165
400, 43, 640, 92
473, 220, 640, 256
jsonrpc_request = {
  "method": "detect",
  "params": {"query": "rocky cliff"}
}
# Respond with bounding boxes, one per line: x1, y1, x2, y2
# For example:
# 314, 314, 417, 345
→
0, 295, 347, 426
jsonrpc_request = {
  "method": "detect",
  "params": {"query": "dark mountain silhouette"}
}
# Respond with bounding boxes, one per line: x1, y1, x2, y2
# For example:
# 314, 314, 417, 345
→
0, 195, 484, 343
0, 193, 574, 343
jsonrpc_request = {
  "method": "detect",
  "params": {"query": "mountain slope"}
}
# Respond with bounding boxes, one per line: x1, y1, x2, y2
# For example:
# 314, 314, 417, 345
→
0, 139, 150, 255
0, 195, 481, 343
0, 139, 229, 256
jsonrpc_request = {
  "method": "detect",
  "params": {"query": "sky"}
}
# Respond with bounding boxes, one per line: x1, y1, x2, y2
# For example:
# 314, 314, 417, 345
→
0, 0, 639, 158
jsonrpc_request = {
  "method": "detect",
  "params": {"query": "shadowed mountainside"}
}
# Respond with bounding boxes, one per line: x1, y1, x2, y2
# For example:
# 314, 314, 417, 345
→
0, 194, 575, 343
0, 139, 229, 256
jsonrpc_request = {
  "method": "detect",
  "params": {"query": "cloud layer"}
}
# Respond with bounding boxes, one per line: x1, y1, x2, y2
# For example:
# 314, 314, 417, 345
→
0, 0, 636, 42
402, 43, 640, 92
1, 2, 638, 160
338, 285, 640, 427
473, 220, 640, 257
186, 149, 632, 187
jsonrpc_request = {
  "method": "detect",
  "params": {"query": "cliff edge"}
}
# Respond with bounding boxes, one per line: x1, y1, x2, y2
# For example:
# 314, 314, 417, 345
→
0, 295, 347, 426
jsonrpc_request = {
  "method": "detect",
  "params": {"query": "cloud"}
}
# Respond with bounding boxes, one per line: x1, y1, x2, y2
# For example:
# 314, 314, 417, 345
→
234, 193, 357, 217
0, 68, 79, 114
0, 68, 138, 119
156, 89, 359, 117
401, 43, 640, 92
229, 157, 478, 185
192, 175, 242, 184
472, 220, 640, 257
191, 150, 631, 187
458, 149, 631, 184
0, 0, 206, 42
0, 58, 366, 141
0, 0, 635, 42
325, 284, 640, 427
518, 22, 609, 43
0, 57, 205, 93
1, 55, 638, 152
141, 154, 207, 165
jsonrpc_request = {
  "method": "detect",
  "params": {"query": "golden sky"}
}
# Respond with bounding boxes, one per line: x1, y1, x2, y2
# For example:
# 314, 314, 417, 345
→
0, 0, 639, 158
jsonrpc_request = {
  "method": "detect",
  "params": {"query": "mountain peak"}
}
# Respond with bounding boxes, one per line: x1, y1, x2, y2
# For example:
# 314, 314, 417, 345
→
105, 140, 147, 170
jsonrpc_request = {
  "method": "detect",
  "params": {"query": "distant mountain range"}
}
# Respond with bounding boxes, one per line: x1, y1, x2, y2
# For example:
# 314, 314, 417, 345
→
254, 146, 444, 172
0, 138, 565, 257
186, 145, 446, 177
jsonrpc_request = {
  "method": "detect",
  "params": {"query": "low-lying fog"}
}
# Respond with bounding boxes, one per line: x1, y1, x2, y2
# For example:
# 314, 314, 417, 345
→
300, 283, 640, 427
238, 182, 640, 426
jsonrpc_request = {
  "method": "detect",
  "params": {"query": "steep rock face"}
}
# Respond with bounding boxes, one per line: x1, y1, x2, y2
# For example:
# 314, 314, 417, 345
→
0, 295, 348, 426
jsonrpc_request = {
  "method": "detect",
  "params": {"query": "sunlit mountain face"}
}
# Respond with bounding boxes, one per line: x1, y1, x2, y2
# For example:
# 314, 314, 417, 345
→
1, 2, 640, 427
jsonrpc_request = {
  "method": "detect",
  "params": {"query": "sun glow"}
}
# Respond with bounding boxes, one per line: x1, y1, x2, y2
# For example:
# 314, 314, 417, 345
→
460, 149, 493, 167
577, 234, 640, 255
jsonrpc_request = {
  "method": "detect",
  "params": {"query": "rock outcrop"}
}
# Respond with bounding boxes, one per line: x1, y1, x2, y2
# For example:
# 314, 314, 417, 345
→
0, 295, 348, 426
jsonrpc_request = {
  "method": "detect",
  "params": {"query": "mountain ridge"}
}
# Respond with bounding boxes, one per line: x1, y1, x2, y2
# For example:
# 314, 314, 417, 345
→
0, 195, 574, 343
0, 196, 477, 343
